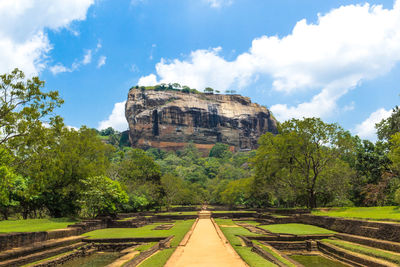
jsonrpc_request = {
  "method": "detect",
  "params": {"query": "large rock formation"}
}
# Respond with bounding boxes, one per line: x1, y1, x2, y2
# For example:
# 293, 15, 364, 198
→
125, 88, 278, 152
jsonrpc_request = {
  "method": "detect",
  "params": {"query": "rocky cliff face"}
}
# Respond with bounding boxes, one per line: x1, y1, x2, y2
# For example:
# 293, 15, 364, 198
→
125, 89, 278, 152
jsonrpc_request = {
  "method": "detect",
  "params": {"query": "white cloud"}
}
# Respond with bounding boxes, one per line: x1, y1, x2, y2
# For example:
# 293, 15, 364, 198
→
51, 42, 103, 74
354, 108, 392, 140
82, 50, 92, 65
0, 0, 94, 76
138, 74, 158, 86
139, 1, 400, 121
49, 63, 72, 75
204, 0, 233, 8
98, 101, 128, 131
97, 55, 106, 68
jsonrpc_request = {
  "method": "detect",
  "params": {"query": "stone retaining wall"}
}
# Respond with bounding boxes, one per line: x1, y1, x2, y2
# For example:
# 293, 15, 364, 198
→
317, 241, 388, 267
296, 215, 400, 242
335, 233, 400, 253
30, 246, 95, 267
266, 241, 307, 251
211, 212, 257, 218
0, 220, 106, 252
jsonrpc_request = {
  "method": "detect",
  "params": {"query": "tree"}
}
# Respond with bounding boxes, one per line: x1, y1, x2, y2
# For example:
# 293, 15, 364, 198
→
0, 146, 17, 219
252, 118, 354, 209
389, 133, 400, 173
182, 86, 191, 93
161, 174, 185, 209
209, 143, 231, 158
100, 127, 116, 136
172, 83, 181, 89
0, 68, 63, 146
376, 106, 400, 141
204, 87, 214, 94
114, 149, 163, 211
14, 123, 115, 217
79, 175, 128, 218
220, 177, 253, 207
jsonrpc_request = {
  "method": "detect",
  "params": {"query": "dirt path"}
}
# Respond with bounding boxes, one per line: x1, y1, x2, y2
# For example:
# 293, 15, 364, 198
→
164, 212, 247, 267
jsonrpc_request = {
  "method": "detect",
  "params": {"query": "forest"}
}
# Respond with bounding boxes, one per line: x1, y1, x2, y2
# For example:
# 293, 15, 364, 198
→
2, 68, 400, 220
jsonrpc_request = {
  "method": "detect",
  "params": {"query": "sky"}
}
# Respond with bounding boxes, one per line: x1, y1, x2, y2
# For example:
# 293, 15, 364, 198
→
1, 0, 399, 141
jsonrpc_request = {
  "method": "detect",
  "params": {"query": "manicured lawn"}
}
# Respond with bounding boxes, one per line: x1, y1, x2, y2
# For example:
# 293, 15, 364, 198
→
259, 223, 335, 235
216, 219, 276, 267
122, 220, 194, 266
0, 218, 78, 233
138, 248, 175, 267
211, 213, 255, 215
322, 239, 400, 265
84, 220, 194, 247
312, 206, 400, 221
155, 211, 198, 215
214, 218, 259, 226
117, 217, 137, 222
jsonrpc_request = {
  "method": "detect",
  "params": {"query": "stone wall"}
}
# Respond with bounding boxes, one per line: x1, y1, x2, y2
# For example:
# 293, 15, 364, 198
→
0, 220, 106, 252
296, 215, 400, 242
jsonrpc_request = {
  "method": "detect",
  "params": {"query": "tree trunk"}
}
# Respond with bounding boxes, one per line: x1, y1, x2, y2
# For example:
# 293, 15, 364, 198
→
309, 190, 317, 209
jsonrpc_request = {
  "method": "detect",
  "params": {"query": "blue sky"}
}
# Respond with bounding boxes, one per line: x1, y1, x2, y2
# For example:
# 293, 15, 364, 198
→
1, 0, 399, 140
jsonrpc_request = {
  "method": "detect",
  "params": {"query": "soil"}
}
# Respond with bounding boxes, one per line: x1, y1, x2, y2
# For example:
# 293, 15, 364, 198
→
164, 214, 247, 267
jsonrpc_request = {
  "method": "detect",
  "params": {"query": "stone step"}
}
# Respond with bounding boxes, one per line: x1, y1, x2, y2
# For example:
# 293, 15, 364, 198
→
0, 235, 83, 262
317, 241, 398, 267
335, 233, 400, 253
0, 242, 85, 267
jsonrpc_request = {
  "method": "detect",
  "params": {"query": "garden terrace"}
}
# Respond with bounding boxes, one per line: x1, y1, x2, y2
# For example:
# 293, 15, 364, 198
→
3, 209, 400, 266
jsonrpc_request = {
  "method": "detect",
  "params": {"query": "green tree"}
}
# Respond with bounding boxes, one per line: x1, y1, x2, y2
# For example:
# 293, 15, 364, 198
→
15, 123, 114, 217
209, 143, 231, 158
161, 174, 185, 209
0, 146, 17, 219
172, 83, 181, 89
389, 133, 400, 173
376, 106, 400, 141
100, 127, 116, 136
252, 118, 354, 209
204, 87, 214, 94
0, 68, 63, 146
114, 149, 163, 211
79, 175, 128, 218
182, 86, 191, 93
220, 177, 253, 207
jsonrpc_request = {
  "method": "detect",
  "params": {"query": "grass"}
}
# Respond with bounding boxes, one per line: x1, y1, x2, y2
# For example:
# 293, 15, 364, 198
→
83, 220, 194, 247
214, 218, 259, 226
312, 206, 400, 221
211, 213, 255, 215
23, 251, 74, 266
216, 219, 276, 267
254, 241, 295, 267
0, 218, 79, 233
259, 223, 335, 235
135, 242, 158, 252
322, 239, 400, 265
138, 248, 175, 267
270, 214, 289, 218
85, 220, 194, 267
289, 255, 347, 267
117, 217, 137, 222
155, 211, 198, 215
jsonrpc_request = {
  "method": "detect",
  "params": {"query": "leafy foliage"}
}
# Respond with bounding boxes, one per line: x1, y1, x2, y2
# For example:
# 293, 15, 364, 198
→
79, 175, 128, 218
252, 118, 355, 208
